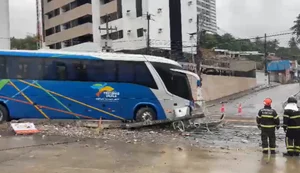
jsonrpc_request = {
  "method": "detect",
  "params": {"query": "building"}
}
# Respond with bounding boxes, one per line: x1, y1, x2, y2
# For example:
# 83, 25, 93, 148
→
0, 0, 10, 50
196, 0, 217, 33
41, 0, 198, 54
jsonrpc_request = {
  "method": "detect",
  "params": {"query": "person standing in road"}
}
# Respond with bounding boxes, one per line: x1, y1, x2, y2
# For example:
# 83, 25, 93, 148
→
283, 96, 300, 157
256, 98, 280, 154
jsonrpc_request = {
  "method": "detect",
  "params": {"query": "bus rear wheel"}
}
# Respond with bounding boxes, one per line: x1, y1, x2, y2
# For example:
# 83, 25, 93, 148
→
135, 107, 156, 122
0, 104, 8, 124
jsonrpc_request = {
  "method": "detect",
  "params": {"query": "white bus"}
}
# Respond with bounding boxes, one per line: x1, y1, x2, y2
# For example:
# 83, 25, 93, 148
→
0, 50, 202, 123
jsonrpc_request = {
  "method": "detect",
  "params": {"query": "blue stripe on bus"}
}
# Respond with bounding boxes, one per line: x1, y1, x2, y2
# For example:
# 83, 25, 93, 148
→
0, 80, 166, 121
0, 51, 99, 60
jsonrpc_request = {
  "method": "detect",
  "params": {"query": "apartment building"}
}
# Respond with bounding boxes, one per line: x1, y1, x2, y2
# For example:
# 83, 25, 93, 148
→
42, 0, 198, 54
197, 0, 217, 33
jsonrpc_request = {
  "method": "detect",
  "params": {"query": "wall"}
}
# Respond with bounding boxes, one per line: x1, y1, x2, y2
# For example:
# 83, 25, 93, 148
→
0, 0, 10, 50
201, 75, 257, 101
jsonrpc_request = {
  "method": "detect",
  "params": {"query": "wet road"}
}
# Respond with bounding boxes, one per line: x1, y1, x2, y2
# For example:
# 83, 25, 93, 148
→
0, 136, 299, 173
210, 83, 300, 117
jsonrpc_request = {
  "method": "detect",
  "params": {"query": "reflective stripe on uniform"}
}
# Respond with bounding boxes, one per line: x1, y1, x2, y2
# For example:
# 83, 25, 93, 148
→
287, 149, 295, 152
261, 125, 276, 128
295, 146, 300, 149
290, 115, 300, 119
274, 115, 279, 119
270, 148, 276, 151
287, 126, 300, 129
261, 115, 274, 118
263, 148, 269, 151
283, 115, 289, 118
257, 116, 261, 118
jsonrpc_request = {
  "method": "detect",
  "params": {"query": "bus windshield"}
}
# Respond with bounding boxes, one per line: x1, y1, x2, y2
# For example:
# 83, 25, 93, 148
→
152, 62, 193, 101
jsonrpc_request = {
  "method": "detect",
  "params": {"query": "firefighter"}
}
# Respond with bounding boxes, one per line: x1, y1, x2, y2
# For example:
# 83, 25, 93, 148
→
256, 98, 280, 154
283, 96, 300, 157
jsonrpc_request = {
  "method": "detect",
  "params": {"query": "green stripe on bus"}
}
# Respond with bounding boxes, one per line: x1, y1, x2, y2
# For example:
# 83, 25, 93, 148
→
0, 79, 10, 90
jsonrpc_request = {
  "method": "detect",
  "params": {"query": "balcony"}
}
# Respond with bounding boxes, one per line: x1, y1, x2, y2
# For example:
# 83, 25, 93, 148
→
44, 3, 92, 29
43, 0, 74, 14
45, 23, 93, 45
100, 0, 117, 16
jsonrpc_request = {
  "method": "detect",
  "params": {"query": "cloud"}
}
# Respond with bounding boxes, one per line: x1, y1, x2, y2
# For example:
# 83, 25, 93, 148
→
216, 0, 300, 46
9, 0, 36, 38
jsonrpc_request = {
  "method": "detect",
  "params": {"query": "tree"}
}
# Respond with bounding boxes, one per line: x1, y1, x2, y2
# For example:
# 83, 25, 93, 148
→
289, 37, 298, 49
10, 35, 38, 50
291, 14, 300, 42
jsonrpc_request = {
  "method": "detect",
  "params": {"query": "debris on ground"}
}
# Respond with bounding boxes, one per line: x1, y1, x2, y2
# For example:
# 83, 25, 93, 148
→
0, 116, 286, 152
10, 122, 39, 135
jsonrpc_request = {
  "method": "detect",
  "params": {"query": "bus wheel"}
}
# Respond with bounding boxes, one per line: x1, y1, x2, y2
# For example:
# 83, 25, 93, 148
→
135, 107, 156, 122
0, 104, 8, 124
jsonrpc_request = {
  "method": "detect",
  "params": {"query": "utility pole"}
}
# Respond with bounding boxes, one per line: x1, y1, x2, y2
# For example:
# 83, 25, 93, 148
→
98, 14, 117, 52
264, 33, 270, 85
146, 12, 151, 55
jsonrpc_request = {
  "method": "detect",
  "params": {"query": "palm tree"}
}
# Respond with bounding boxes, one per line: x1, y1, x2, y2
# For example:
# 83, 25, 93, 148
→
291, 14, 300, 42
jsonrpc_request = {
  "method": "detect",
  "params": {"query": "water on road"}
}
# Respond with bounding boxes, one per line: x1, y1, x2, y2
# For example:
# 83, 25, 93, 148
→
0, 136, 300, 173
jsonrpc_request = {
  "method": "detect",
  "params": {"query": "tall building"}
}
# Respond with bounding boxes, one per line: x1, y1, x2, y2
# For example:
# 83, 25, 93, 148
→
0, 0, 10, 50
196, 0, 217, 33
42, 0, 198, 54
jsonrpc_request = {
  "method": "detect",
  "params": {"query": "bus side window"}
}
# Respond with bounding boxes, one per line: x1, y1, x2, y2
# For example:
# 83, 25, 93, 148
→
102, 61, 117, 82
86, 60, 104, 82
0, 56, 7, 78
7, 57, 29, 79
55, 61, 68, 81
67, 60, 87, 81
43, 59, 56, 80
28, 58, 43, 80
117, 61, 134, 83
135, 63, 158, 89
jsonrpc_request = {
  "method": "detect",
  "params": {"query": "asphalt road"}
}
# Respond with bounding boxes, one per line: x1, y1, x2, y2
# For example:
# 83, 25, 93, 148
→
210, 83, 300, 117
0, 136, 299, 173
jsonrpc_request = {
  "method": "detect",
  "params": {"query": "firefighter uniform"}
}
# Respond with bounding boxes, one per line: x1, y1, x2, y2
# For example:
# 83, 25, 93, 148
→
283, 97, 300, 157
256, 98, 279, 154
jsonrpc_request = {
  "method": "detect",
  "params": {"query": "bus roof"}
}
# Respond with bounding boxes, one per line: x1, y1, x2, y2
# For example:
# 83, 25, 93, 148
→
0, 49, 181, 67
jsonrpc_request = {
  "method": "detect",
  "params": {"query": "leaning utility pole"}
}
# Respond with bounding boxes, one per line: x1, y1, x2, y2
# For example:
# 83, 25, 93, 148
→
264, 33, 270, 85
146, 12, 151, 55
98, 14, 117, 52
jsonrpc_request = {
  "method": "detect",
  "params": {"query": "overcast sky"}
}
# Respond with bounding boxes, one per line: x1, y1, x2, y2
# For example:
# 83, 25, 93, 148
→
9, 0, 300, 46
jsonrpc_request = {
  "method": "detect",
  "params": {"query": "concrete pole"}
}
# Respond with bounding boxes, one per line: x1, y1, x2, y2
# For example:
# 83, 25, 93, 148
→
92, 0, 101, 51
0, 0, 10, 50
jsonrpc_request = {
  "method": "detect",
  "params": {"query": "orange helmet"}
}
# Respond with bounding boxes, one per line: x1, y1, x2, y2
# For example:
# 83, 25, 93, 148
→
264, 98, 272, 106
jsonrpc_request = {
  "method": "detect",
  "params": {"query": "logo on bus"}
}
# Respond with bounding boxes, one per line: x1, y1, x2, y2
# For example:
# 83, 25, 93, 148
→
91, 83, 120, 101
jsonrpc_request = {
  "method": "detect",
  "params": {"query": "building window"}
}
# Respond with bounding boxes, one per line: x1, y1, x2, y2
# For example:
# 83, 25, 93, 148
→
100, 12, 119, 24
55, 25, 61, 33
137, 28, 144, 37
118, 30, 123, 39
101, 30, 123, 40
45, 28, 54, 36
55, 43, 62, 49
54, 8, 60, 16
136, 0, 143, 17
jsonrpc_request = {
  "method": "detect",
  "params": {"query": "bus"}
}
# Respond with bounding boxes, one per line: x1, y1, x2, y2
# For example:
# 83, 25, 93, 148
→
0, 50, 202, 123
